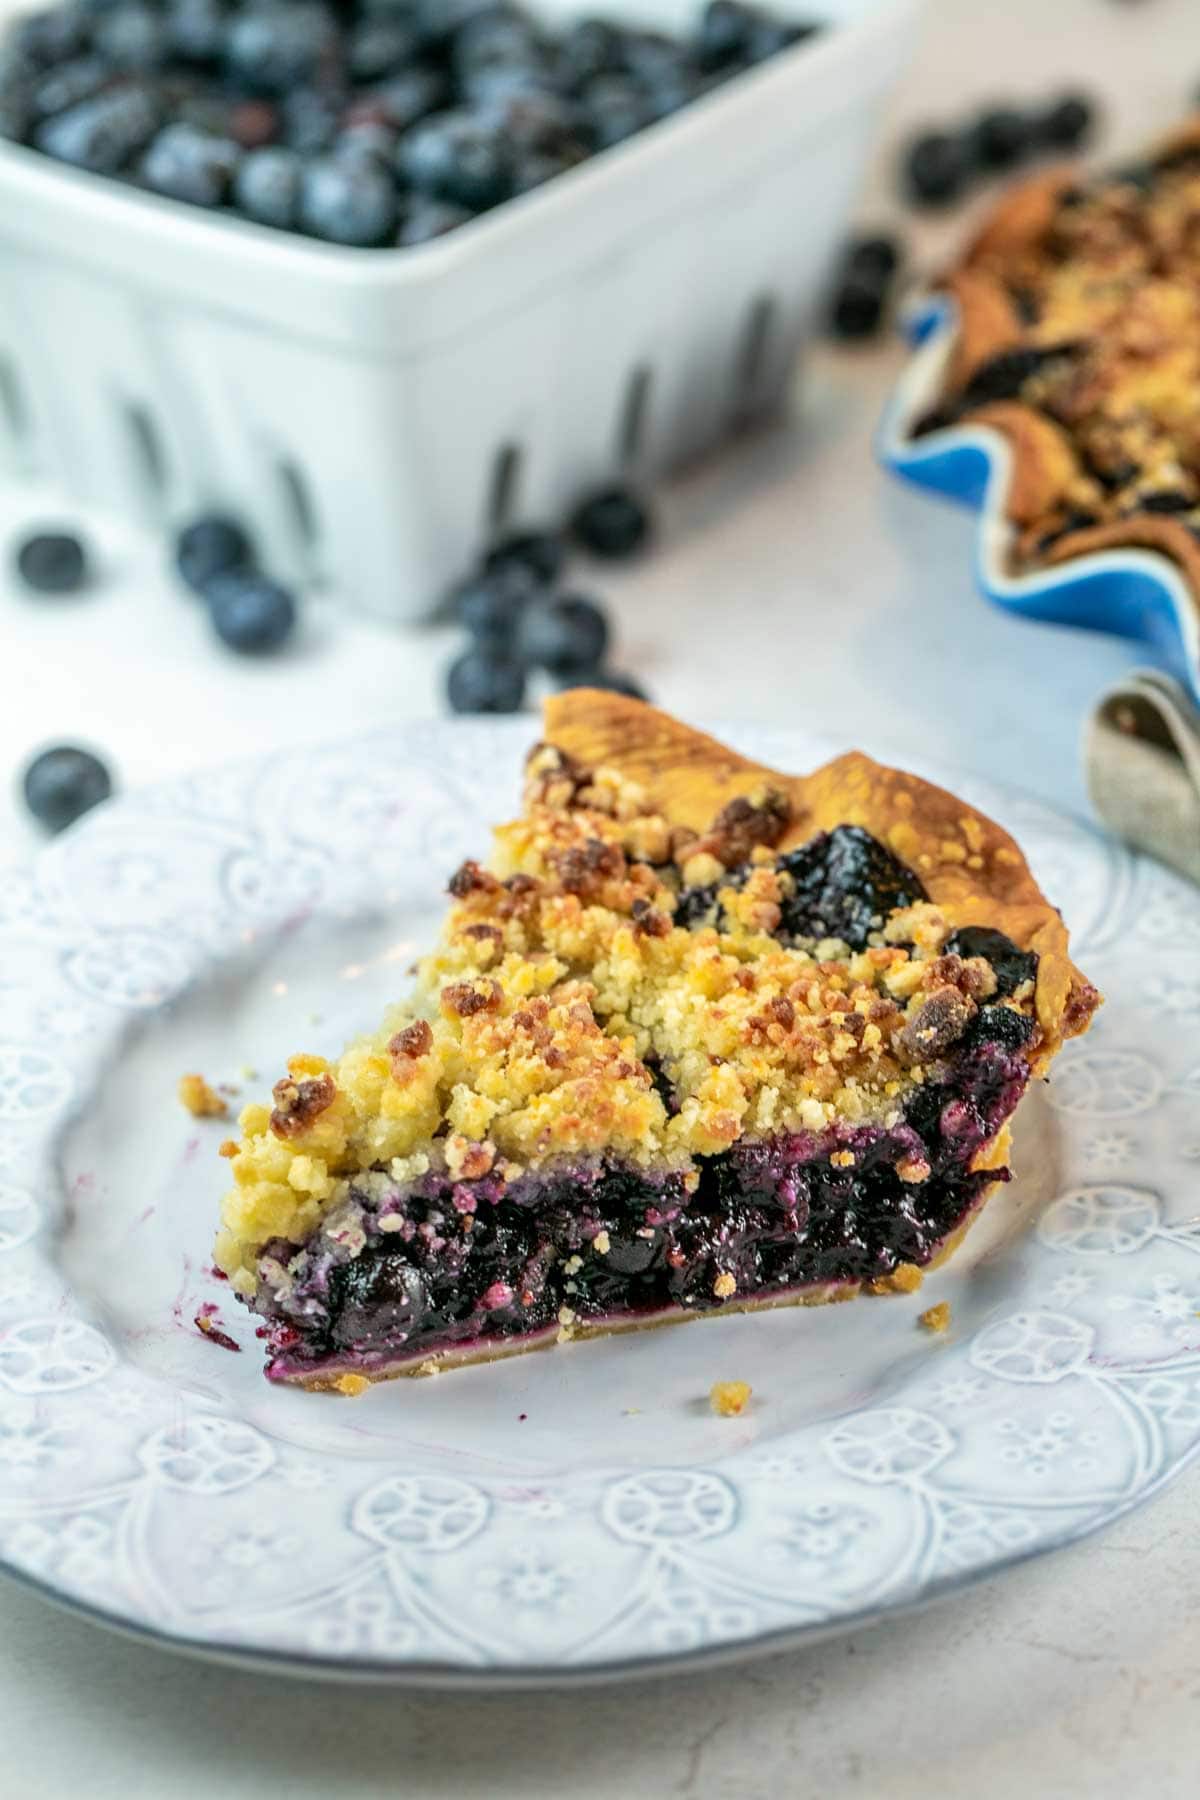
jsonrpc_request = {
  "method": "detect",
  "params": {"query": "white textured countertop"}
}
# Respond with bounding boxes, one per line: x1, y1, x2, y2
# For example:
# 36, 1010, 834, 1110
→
3, 0, 1199, 1793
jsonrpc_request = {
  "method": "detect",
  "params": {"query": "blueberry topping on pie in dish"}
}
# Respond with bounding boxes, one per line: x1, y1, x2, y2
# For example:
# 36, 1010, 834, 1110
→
214, 694, 1100, 1391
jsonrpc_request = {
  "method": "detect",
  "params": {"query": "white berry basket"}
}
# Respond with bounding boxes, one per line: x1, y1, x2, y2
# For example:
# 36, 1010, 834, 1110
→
0, 0, 917, 620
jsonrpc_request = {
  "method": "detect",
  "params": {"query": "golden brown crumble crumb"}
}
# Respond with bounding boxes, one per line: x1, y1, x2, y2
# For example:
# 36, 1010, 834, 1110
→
218, 1138, 239, 1159
335, 1373, 370, 1396
178, 1074, 228, 1119
919, 1301, 952, 1334
886, 1263, 925, 1295
712, 1271, 737, 1300
710, 1380, 752, 1417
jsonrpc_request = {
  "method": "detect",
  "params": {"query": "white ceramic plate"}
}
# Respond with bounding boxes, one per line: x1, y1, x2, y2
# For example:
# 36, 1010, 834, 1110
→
3, 719, 1199, 1685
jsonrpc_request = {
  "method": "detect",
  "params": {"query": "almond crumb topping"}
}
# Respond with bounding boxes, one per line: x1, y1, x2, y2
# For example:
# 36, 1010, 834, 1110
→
178, 1073, 228, 1119
710, 1380, 752, 1417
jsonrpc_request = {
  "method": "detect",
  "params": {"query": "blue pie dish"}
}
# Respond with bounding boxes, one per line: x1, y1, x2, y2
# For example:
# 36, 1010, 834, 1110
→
877, 295, 1200, 711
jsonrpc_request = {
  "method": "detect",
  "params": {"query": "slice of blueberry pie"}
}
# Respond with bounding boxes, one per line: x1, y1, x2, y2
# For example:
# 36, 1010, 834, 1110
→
214, 694, 1100, 1391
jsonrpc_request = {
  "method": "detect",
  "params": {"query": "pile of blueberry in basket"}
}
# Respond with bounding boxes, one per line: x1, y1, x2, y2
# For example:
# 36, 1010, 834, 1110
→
0, 0, 822, 248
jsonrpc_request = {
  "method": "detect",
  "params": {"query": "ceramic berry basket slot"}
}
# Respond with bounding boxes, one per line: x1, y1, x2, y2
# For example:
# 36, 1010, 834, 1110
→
878, 296, 1200, 711
0, 0, 917, 621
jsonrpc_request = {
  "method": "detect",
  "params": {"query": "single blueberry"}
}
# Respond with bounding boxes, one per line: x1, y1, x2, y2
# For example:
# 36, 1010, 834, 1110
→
348, 16, 420, 82
22, 744, 112, 833
15, 530, 89, 594
903, 129, 970, 206
484, 530, 564, 586
14, 5, 90, 69
1039, 92, 1095, 150
845, 232, 901, 282
398, 108, 513, 210
175, 513, 254, 595
36, 82, 160, 171
583, 74, 648, 149
206, 571, 297, 652
167, 0, 227, 66
29, 55, 111, 123
299, 154, 399, 246
396, 193, 473, 242
971, 106, 1032, 171
94, 3, 166, 70
695, 0, 755, 71
829, 274, 885, 340
454, 565, 535, 646
140, 122, 241, 207
570, 485, 651, 558
453, 9, 541, 81
445, 647, 527, 714
234, 146, 303, 227
517, 592, 610, 672
555, 667, 647, 699
281, 86, 340, 156
224, 2, 339, 94
557, 17, 621, 90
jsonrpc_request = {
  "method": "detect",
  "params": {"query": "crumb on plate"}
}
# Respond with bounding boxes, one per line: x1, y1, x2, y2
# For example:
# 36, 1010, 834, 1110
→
919, 1300, 951, 1334
178, 1073, 228, 1119
710, 1379, 752, 1417
334, 1373, 370, 1396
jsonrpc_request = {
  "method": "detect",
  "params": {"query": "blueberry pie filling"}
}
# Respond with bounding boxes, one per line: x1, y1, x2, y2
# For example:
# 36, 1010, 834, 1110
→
215, 694, 1099, 1390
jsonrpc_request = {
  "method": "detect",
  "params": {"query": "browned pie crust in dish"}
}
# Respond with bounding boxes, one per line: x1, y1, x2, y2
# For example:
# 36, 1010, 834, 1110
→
214, 694, 1100, 1392
912, 122, 1200, 602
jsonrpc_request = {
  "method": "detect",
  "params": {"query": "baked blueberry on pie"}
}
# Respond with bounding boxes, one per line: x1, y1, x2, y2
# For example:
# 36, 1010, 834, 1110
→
214, 694, 1100, 1391
913, 122, 1200, 601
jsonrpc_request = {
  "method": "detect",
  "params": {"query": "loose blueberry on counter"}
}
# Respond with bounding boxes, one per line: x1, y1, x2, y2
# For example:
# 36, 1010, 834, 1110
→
455, 565, 535, 647
903, 129, 969, 206
175, 513, 253, 595
15, 529, 89, 594
971, 105, 1031, 171
483, 530, 565, 586
845, 233, 900, 282
22, 744, 112, 833
206, 571, 296, 653
829, 275, 884, 341
1039, 92, 1095, 149
446, 647, 527, 713
517, 592, 610, 672
299, 154, 399, 246
233, 146, 303, 229
140, 121, 240, 207
570, 485, 651, 559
